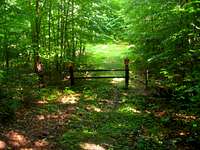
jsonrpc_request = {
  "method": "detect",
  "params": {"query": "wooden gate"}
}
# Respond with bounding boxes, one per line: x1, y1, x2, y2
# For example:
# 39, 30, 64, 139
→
68, 58, 130, 89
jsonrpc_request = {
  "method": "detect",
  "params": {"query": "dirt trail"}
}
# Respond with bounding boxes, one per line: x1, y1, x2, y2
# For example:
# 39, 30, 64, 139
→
0, 96, 78, 149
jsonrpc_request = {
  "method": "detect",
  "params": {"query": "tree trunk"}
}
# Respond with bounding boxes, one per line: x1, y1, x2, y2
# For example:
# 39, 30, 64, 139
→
71, 0, 75, 60
33, 0, 41, 72
48, 0, 52, 78
3, 2, 9, 69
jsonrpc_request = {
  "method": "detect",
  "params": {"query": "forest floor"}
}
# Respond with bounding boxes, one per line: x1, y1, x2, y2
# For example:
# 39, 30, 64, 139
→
1, 44, 200, 150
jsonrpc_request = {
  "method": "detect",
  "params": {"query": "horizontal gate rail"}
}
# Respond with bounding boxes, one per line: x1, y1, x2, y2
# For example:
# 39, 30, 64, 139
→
74, 69, 124, 72
75, 76, 125, 79
68, 58, 130, 89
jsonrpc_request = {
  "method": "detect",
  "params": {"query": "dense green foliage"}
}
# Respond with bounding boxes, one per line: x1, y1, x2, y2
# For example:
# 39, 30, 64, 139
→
0, 0, 123, 69
124, 0, 200, 102
0, 0, 123, 121
0, 0, 200, 149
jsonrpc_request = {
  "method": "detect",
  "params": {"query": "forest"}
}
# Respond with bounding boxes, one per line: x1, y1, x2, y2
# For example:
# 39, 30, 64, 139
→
0, 0, 200, 149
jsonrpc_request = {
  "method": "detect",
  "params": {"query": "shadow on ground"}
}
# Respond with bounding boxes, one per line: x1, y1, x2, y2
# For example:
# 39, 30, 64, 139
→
1, 77, 200, 150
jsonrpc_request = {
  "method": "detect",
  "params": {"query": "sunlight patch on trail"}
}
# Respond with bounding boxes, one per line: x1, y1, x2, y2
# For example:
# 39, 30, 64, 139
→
110, 78, 124, 84
34, 139, 49, 149
59, 94, 80, 104
118, 105, 141, 114
86, 105, 102, 112
173, 113, 197, 122
0, 141, 6, 150
36, 100, 48, 105
101, 45, 109, 50
6, 131, 29, 148
5, 130, 50, 149
80, 143, 105, 150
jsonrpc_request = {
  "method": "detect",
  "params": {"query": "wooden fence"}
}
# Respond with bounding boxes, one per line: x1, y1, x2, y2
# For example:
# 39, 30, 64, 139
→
68, 58, 130, 89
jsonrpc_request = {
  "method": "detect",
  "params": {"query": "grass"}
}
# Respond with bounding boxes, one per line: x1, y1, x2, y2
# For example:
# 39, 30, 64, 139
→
1, 43, 200, 150
59, 81, 163, 150
83, 43, 129, 69
59, 80, 200, 150
75, 43, 130, 84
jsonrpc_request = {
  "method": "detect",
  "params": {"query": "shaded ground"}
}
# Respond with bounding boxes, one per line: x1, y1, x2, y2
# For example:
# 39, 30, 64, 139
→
1, 79, 199, 150
0, 88, 78, 149
58, 79, 200, 150
1, 44, 200, 149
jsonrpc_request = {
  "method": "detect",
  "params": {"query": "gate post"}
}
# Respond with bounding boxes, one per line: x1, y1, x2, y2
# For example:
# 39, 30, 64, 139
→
69, 63, 74, 86
124, 58, 129, 89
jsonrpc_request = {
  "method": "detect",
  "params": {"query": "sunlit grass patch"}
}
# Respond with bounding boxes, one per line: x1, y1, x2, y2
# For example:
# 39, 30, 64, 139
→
37, 87, 62, 102
81, 88, 97, 100
110, 78, 124, 85
85, 105, 102, 112
118, 104, 141, 114
63, 87, 75, 95
85, 43, 129, 69
59, 95, 80, 104
61, 129, 98, 149
80, 142, 106, 150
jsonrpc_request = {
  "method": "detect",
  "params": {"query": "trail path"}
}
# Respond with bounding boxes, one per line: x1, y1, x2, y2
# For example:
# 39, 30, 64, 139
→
1, 44, 199, 150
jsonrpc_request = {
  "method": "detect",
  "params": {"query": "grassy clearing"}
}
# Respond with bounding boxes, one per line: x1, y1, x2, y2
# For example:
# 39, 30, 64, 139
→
75, 43, 130, 82
84, 43, 129, 69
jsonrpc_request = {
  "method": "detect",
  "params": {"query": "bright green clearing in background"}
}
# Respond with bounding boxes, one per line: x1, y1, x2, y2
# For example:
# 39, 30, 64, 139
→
84, 43, 130, 69
75, 43, 131, 81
